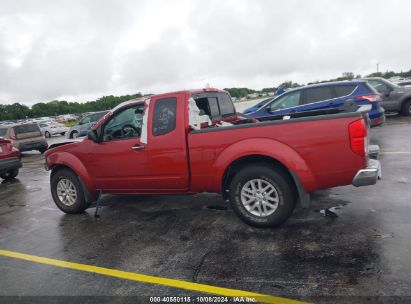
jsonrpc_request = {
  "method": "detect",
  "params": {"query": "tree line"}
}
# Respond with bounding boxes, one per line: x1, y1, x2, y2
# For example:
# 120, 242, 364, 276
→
1, 68, 410, 121
0, 93, 143, 121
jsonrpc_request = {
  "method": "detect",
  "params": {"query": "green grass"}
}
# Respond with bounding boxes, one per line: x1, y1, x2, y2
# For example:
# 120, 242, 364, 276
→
64, 121, 78, 127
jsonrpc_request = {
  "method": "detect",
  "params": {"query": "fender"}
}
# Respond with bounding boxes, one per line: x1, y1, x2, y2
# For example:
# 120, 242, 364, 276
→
46, 151, 95, 194
213, 138, 317, 193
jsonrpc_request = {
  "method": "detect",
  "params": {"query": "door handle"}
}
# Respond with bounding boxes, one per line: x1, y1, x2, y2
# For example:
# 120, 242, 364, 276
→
131, 145, 145, 150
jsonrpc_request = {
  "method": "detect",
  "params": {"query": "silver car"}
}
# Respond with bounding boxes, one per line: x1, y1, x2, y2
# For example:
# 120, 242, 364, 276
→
39, 122, 69, 138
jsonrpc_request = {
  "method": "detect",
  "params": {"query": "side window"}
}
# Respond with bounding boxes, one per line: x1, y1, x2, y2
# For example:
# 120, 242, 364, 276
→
304, 87, 335, 104
335, 85, 356, 97
270, 91, 301, 111
0, 128, 8, 137
103, 104, 144, 141
152, 97, 177, 136
368, 80, 389, 93
207, 97, 220, 118
81, 115, 91, 125
194, 97, 219, 119
40, 124, 47, 128
218, 94, 235, 117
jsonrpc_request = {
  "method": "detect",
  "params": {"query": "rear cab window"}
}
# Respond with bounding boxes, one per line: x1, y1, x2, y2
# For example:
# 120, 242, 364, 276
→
192, 92, 236, 122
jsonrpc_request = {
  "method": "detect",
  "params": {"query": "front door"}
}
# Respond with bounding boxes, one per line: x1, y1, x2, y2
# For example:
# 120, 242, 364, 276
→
89, 103, 151, 191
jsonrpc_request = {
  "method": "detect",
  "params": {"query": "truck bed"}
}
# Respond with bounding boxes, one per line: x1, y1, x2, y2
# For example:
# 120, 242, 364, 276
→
187, 110, 366, 194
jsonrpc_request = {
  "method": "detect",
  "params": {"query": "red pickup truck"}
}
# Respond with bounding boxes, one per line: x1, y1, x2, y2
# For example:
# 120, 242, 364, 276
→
45, 88, 381, 227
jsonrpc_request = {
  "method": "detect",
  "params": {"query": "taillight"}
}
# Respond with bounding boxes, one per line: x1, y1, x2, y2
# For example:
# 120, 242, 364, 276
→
356, 94, 381, 103
9, 128, 16, 140
349, 119, 367, 157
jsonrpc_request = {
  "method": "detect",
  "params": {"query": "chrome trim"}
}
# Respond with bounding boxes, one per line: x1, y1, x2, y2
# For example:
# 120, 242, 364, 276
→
352, 158, 381, 187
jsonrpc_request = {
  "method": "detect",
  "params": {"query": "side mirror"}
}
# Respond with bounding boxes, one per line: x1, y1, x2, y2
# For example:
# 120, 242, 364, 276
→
87, 130, 99, 143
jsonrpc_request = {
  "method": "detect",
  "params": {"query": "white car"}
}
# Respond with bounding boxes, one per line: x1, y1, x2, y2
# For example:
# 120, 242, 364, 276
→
39, 122, 69, 138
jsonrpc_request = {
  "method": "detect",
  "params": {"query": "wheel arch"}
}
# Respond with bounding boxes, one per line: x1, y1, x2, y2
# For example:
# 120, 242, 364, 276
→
48, 153, 97, 203
216, 139, 316, 206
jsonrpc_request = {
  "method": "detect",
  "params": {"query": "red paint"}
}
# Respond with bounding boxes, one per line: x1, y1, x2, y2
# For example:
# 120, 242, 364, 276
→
45, 89, 368, 197
0, 138, 20, 160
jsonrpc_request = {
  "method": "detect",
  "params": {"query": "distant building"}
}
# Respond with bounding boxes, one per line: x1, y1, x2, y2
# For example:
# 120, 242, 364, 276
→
246, 93, 258, 99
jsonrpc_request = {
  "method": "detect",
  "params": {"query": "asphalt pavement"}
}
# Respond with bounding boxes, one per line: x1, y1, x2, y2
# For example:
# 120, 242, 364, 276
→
0, 114, 411, 303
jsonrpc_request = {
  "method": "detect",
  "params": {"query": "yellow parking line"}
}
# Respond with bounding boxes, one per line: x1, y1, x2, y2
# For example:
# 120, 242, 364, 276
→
0, 250, 309, 304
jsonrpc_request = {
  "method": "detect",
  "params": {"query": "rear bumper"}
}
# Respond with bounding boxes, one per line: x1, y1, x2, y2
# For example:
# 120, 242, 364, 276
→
17, 140, 48, 152
352, 158, 381, 187
0, 157, 22, 175
370, 113, 385, 127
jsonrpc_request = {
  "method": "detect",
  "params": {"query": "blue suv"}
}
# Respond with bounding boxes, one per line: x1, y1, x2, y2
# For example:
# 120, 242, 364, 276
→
243, 81, 385, 127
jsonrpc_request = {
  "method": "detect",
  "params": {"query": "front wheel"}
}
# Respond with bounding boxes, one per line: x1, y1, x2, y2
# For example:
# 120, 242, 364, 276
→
45, 131, 51, 138
1, 169, 19, 180
51, 169, 89, 214
229, 165, 295, 228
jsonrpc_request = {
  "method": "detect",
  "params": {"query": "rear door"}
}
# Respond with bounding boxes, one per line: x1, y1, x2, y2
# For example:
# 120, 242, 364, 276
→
301, 86, 336, 111
147, 93, 190, 190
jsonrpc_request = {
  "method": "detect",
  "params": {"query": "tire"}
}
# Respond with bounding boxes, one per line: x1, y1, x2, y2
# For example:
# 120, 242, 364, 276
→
71, 131, 79, 139
50, 169, 89, 214
401, 99, 411, 116
229, 164, 295, 228
60, 132, 66, 136
1, 169, 19, 180
39, 148, 47, 154
45, 131, 51, 138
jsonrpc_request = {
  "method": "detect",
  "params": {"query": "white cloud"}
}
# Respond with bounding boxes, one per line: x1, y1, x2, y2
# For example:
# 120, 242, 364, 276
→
0, 0, 411, 104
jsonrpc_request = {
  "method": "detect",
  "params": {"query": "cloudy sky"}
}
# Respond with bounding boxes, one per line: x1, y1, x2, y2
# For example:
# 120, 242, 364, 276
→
1, 0, 411, 105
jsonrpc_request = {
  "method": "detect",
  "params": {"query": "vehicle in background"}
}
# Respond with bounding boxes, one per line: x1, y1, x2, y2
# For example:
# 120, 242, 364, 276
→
363, 77, 411, 116
66, 111, 109, 139
244, 81, 385, 127
0, 137, 21, 180
39, 122, 69, 138
0, 124, 48, 153
397, 80, 411, 88
45, 88, 380, 228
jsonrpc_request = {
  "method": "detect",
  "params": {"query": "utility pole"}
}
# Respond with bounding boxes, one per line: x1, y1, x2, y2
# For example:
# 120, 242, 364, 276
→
377, 63, 379, 73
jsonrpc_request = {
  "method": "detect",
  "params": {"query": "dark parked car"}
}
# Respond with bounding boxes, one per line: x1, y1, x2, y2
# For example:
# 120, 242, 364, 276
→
66, 111, 109, 139
0, 124, 48, 153
243, 81, 385, 127
363, 77, 411, 116
0, 137, 22, 180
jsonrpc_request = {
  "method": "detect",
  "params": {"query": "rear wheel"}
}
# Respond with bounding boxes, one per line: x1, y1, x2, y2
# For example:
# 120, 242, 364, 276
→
1, 169, 19, 180
401, 99, 411, 116
45, 131, 51, 138
51, 169, 89, 214
229, 164, 295, 228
